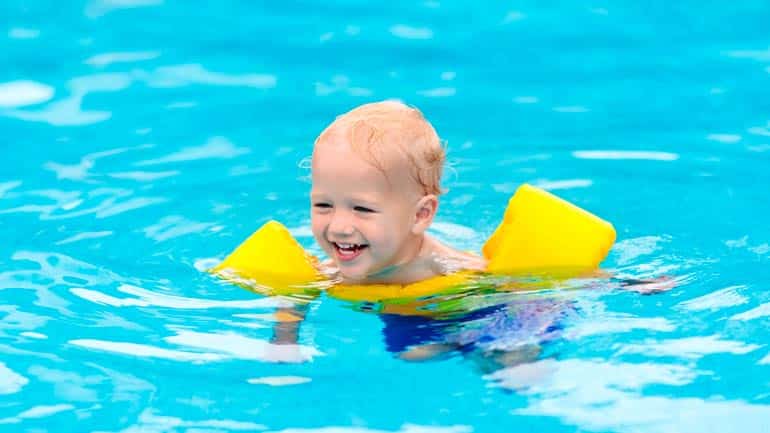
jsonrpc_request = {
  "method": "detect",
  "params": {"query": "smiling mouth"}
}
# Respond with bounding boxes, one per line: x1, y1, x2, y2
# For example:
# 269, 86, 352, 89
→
332, 242, 368, 262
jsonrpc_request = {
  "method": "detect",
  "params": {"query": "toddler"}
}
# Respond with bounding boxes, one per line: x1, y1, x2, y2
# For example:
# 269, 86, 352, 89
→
310, 100, 485, 284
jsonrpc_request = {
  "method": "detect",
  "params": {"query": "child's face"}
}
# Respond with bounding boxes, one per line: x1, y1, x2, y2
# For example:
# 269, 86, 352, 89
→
310, 138, 425, 283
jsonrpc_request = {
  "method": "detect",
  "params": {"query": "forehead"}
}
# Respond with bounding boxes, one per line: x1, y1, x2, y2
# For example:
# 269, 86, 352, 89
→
311, 138, 420, 199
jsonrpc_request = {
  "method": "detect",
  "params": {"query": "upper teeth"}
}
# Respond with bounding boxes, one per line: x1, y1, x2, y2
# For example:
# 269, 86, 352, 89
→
338, 243, 355, 248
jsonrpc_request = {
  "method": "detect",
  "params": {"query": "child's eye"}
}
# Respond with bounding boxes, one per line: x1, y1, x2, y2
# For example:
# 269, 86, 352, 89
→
353, 206, 375, 213
313, 202, 332, 209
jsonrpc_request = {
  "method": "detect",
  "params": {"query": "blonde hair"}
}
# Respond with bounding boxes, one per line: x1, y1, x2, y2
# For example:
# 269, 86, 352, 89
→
314, 100, 445, 195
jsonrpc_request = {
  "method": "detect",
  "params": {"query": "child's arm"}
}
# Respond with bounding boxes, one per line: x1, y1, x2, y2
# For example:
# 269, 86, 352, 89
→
271, 303, 309, 345
613, 275, 675, 294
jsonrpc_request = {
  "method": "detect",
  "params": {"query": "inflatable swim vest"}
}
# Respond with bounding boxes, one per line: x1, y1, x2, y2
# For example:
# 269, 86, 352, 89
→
211, 184, 616, 302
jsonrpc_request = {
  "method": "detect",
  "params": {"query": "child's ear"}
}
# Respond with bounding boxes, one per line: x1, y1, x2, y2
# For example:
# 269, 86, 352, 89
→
412, 195, 438, 235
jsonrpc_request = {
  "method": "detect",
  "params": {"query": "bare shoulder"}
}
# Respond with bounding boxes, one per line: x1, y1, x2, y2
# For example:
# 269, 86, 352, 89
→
424, 236, 488, 274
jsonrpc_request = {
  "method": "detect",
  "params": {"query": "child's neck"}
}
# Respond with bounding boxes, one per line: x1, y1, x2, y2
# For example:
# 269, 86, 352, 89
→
360, 235, 444, 285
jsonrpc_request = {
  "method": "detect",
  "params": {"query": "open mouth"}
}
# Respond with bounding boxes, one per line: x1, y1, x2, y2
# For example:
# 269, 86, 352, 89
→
332, 242, 368, 262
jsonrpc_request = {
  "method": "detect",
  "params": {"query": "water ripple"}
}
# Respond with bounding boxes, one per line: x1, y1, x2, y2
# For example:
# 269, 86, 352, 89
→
730, 302, 770, 321
0, 80, 54, 108
135, 136, 249, 166
0, 187, 166, 220
0, 404, 74, 425
3, 65, 276, 126
142, 215, 221, 242
418, 87, 456, 97
7, 27, 40, 39
612, 236, 667, 266
532, 179, 593, 190
141, 64, 276, 89
71, 284, 289, 309
0, 362, 28, 395
572, 150, 679, 161
85, 0, 163, 18
389, 24, 434, 40
70, 330, 321, 364
315, 75, 373, 97
489, 359, 770, 433
566, 314, 675, 339
69, 339, 225, 363
614, 335, 761, 359
247, 376, 311, 386
676, 285, 749, 312
95, 409, 266, 431
84, 51, 160, 68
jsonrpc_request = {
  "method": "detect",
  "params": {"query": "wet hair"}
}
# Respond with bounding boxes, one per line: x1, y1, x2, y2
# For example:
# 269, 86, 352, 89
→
314, 100, 445, 195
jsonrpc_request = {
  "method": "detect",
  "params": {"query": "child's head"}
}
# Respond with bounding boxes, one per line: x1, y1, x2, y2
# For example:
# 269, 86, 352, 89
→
310, 100, 445, 282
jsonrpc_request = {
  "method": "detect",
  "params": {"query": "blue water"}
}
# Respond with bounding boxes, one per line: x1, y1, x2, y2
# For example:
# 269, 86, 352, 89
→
2, 1, 770, 432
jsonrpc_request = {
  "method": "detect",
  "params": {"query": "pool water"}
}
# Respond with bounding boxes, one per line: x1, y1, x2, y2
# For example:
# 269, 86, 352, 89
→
2, 1, 770, 432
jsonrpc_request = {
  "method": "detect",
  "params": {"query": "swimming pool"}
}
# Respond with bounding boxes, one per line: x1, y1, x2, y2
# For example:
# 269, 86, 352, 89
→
2, 1, 770, 432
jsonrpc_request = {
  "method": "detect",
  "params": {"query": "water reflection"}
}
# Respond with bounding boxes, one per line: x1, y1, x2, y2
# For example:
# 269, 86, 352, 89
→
490, 358, 770, 433
69, 329, 321, 364
2, 65, 276, 126
0, 80, 54, 107
0, 362, 28, 395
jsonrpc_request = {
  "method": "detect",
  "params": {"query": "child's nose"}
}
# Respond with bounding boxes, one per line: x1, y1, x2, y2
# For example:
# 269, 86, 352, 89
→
328, 211, 355, 236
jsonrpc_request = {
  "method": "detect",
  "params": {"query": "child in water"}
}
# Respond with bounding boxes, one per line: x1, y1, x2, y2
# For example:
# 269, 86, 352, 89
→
270, 100, 671, 365
310, 100, 486, 284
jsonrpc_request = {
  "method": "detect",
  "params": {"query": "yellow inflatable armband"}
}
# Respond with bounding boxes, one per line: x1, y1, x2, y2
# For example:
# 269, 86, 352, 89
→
483, 184, 616, 275
210, 184, 616, 300
211, 220, 322, 292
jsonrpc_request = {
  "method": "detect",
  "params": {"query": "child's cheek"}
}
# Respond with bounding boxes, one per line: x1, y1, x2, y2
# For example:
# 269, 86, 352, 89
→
310, 215, 328, 246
